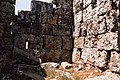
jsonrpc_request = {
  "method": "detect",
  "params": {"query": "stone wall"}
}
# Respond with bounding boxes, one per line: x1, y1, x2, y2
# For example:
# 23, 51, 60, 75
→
73, 0, 120, 73
0, 0, 15, 78
15, 0, 74, 63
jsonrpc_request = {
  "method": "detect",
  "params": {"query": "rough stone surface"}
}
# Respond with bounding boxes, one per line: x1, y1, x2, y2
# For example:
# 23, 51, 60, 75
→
73, 0, 120, 70
72, 48, 81, 63
109, 51, 120, 73
74, 37, 85, 48
81, 48, 108, 68
97, 32, 118, 50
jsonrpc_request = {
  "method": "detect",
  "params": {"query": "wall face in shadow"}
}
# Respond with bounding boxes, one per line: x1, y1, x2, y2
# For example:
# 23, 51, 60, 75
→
73, 0, 120, 72
0, 0, 74, 79
16, 0, 74, 63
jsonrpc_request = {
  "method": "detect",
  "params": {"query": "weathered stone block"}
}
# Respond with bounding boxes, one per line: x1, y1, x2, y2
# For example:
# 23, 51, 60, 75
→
73, 0, 83, 13
61, 50, 72, 62
43, 36, 62, 50
30, 23, 41, 35
74, 11, 83, 25
109, 51, 120, 73
47, 14, 58, 25
53, 25, 71, 36
0, 1, 15, 13
62, 36, 72, 50
42, 13, 58, 25
41, 49, 72, 62
83, 0, 97, 8
41, 24, 53, 35
73, 23, 87, 37
72, 48, 82, 63
106, 10, 118, 32
84, 35, 97, 48
14, 34, 28, 50
14, 24, 30, 34
81, 48, 108, 67
97, 0, 112, 16
0, 12, 14, 22
97, 32, 118, 50
28, 34, 42, 50
74, 37, 85, 48
43, 50, 62, 62
73, 26, 81, 37
83, 7, 97, 21
87, 16, 107, 35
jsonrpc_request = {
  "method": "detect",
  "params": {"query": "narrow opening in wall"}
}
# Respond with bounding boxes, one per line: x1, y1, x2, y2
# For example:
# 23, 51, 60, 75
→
25, 40, 29, 49
53, 4, 57, 8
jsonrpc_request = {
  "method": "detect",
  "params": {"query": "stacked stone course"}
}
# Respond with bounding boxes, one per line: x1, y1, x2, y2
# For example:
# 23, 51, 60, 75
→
73, 0, 120, 73
16, 0, 74, 63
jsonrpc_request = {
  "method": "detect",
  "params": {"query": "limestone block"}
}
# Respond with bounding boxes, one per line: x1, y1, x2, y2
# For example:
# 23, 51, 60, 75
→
83, 0, 97, 8
106, 10, 118, 32
74, 37, 85, 48
81, 48, 108, 67
53, 25, 71, 36
30, 23, 41, 35
73, 26, 81, 37
0, 1, 15, 13
42, 13, 57, 24
97, 32, 118, 50
61, 50, 72, 62
74, 23, 87, 37
109, 51, 120, 73
97, 0, 112, 16
43, 50, 62, 62
62, 36, 72, 50
0, 12, 14, 22
72, 48, 81, 63
43, 36, 62, 50
84, 35, 97, 48
41, 24, 53, 35
73, 0, 83, 13
83, 7, 97, 21
87, 16, 107, 35
47, 14, 58, 25
74, 11, 83, 25
14, 34, 28, 49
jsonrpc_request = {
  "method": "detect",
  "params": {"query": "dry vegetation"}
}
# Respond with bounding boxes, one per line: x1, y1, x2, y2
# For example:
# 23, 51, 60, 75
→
44, 63, 103, 80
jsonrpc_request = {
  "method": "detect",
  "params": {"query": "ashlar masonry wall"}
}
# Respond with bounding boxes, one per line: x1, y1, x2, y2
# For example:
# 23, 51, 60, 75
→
15, 0, 74, 63
73, 0, 120, 73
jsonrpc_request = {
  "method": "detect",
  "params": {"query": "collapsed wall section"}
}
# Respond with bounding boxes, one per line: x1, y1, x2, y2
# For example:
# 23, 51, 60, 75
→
73, 0, 120, 73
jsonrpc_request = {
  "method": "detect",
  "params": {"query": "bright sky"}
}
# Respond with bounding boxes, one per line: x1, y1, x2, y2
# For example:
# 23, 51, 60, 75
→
15, 0, 51, 14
